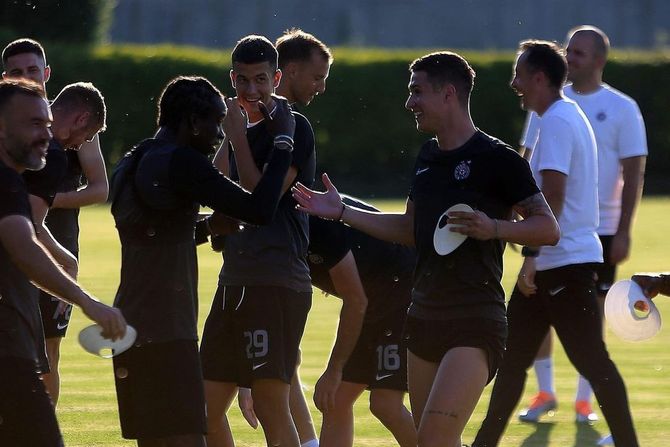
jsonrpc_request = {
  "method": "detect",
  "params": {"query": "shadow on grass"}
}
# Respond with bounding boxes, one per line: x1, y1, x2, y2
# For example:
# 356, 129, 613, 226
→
573, 422, 602, 447
519, 422, 555, 447
517, 421, 603, 447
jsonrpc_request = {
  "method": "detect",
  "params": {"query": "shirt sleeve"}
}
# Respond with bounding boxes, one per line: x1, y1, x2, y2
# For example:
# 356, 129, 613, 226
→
535, 115, 573, 175
0, 172, 32, 220
290, 113, 316, 175
22, 149, 67, 207
496, 147, 541, 206
520, 112, 540, 149
617, 99, 648, 159
170, 146, 291, 225
309, 217, 351, 271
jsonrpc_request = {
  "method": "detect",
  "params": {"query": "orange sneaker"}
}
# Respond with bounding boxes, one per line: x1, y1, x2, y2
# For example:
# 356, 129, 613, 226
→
518, 391, 557, 423
575, 400, 598, 423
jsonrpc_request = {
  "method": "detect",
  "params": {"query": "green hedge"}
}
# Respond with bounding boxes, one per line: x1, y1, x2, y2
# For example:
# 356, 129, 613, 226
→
42, 44, 670, 197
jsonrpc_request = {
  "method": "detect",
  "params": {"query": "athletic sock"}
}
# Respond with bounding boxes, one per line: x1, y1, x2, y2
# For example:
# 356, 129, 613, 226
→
576, 374, 593, 403
533, 357, 555, 395
301, 439, 319, 447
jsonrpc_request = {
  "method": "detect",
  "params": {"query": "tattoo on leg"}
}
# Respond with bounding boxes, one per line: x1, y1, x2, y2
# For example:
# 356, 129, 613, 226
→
426, 408, 459, 419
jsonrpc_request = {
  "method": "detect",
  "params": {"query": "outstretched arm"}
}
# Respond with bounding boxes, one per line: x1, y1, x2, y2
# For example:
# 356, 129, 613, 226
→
292, 173, 415, 246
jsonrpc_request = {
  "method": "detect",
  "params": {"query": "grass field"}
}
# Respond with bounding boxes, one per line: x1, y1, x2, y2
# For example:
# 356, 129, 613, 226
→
57, 198, 670, 446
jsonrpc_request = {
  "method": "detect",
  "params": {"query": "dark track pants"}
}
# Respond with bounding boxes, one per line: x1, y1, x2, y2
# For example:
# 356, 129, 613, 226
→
473, 263, 638, 447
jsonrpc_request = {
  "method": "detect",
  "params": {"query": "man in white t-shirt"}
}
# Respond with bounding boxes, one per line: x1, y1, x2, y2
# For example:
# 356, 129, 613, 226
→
473, 39, 639, 447
518, 26, 648, 426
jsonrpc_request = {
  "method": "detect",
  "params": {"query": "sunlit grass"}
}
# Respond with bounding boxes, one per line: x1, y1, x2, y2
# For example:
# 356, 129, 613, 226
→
58, 198, 670, 446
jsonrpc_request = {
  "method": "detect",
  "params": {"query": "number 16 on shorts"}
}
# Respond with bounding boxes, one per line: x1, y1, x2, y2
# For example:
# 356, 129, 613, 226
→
376, 344, 400, 374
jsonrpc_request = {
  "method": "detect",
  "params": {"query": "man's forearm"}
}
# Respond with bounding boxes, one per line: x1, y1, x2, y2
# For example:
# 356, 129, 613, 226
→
617, 156, 646, 235
341, 205, 415, 247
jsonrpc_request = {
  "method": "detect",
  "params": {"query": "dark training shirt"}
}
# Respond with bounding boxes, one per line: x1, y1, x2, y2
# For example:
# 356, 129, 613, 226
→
220, 111, 316, 292
0, 159, 47, 372
45, 149, 84, 255
409, 130, 539, 323
307, 196, 414, 325
111, 138, 292, 345
23, 139, 68, 208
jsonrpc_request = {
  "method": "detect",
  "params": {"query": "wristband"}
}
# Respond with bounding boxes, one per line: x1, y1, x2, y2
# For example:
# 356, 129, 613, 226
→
521, 246, 540, 258
336, 203, 346, 222
273, 134, 294, 145
274, 140, 293, 152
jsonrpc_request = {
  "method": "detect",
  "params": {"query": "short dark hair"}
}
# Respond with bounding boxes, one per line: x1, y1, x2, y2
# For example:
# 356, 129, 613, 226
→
518, 40, 567, 89
0, 78, 45, 115
409, 51, 475, 106
567, 25, 610, 58
2, 38, 47, 69
276, 28, 332, 68
52, 82, 107, 132
231, 35, 278, 71
157, 76, 225, 131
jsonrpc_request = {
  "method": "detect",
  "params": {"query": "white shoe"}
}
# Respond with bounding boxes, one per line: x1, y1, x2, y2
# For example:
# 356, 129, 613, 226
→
597, 434, 613, 446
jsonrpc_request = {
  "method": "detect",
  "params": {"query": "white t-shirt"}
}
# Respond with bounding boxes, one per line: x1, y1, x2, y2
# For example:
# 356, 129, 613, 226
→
529, 98, 603, 271
521, 84, 648, 235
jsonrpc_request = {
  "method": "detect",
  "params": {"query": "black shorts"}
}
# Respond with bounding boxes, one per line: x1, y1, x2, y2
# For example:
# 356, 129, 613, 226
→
594, 235, 616, 295
0, 357, 63, 447
200, 285, 312, 387
403, 316, 507, 384
113, 340, 206, 439
342, 311, 408, 391
39, 292, 73, 339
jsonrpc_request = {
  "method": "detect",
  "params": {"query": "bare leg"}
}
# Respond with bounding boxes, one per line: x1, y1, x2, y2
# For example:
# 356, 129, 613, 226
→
319, 381, 366, 447
253, 378, 300, 447
407, 351, 439, 430
369, 388, 416, 447
41, 337, 63, 406
204, 380, 238, 447
415, 347, 489, 447
290, 354, 318, 444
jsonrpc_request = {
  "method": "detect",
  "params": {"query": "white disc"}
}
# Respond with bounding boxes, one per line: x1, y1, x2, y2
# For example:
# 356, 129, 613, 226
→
78, 324, 137, 358
433, 203, 473, 256
605, 280, 662, 342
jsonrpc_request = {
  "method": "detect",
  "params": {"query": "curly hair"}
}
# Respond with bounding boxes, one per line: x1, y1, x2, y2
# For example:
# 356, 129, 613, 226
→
156, 76, 225, 131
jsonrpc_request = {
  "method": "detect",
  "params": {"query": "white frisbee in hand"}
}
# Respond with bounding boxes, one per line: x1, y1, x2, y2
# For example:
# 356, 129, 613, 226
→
605, 280, 661, 342
433, 203, 473, 256
78, 324, 137, 358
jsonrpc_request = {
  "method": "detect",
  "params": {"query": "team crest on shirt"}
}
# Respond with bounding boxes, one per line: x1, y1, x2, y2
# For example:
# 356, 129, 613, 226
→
597, 111, 607, 122
308, 253, 324, 264
454, 160, 471, 180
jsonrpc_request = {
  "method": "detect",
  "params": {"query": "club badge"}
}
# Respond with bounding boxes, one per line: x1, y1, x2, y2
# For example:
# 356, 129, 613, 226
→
454, 160, 471, 180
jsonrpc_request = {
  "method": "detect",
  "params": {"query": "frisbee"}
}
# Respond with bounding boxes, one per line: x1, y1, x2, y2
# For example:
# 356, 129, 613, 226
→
78, 324, 137, 358
605, 279, 661, 342
433, 203, 473, 256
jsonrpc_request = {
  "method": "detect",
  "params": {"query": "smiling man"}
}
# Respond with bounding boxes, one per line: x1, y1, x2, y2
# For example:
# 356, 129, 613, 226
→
473, 40, 639, 447
290, 50, 558, 447
517, 26, 648, 427
3, 38, 112, 406
199, 35, 316, 447
0, 78, 126, 447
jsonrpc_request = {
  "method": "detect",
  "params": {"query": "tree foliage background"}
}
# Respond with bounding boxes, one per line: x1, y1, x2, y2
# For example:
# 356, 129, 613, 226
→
0, 0, 114, 45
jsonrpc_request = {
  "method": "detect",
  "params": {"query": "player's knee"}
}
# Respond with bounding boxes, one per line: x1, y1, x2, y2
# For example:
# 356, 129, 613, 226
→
369, 395, 396, 421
